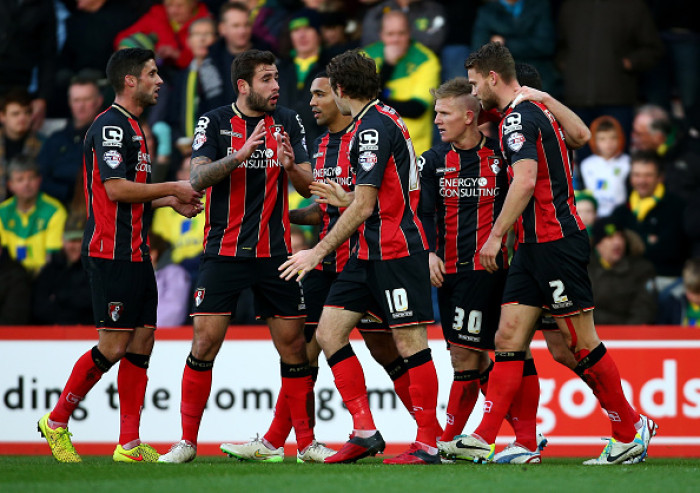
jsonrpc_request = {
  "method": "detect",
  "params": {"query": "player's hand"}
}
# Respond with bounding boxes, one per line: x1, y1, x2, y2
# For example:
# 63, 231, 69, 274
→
311, 179, 353, 208
173, 180, 204, 204
429, 252, 446, 288
276, 130, 296, 171
236, 120, 266, 162
171, 199, 203, 218
278, 248, 323, 282
479, 233, 502, 273
512, 86, 548, 108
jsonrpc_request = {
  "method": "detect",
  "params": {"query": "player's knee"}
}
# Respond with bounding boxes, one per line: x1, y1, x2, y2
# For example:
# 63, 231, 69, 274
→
191, 333, 222, 360
366, 341, 398, 366
449, 346, 480, 370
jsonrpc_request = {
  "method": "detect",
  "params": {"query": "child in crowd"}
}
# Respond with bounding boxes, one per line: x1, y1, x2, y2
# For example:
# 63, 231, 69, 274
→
657, 258, 700, 326
580, 115, 630, 217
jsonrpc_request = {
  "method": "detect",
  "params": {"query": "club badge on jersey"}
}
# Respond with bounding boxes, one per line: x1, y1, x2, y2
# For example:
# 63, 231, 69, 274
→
108, 302, 123, 322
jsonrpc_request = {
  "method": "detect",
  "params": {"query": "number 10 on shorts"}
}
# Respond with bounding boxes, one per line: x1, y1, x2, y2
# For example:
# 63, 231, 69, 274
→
385, 288, 409, 313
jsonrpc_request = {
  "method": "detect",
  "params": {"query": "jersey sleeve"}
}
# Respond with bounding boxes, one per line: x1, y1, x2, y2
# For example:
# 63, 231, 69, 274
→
353, 118, 392, 188
501, 104, 540, 165
191, 112, 220, 161
287, 111, 309, 164
94, 120, 129, 181
418, 149, 439, 251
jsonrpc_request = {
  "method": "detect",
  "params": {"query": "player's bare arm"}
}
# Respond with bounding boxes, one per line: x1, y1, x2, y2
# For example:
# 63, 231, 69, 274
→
289, 203, 322, 225
276, 130, 313, 198
310, 180, 354, 208
189, 119, 266, 191
104, 179, 202, 205
279, 184, 378, 281
480, 158, 537, 273
514, 87, 591, 150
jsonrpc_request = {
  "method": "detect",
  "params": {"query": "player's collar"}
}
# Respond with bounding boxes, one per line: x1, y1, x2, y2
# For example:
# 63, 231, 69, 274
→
112, 103, 136, 119
355, 99, 379, 121
232, 102, 269, 121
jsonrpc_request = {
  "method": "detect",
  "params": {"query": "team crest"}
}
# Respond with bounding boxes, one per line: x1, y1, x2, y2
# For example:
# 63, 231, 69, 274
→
359, 151, 378, 171
507, 132, 525, 152
108, 302, 123, 322
194, 288, 205, 307
103, 150, 122, 169
488, 156, 502, 174
270, 124, 283, 136
192, 132, 206, 151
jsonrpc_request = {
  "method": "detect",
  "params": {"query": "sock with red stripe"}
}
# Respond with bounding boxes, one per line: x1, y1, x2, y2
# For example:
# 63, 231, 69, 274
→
280, 362, 315, 451
50, 346, 113, 426
181, 353, 213, 445
327, 344, 376, 431
118, 353, 150, 446
574, 343, 638, 442
440, 369, 480, 441
473, 351, 525, 444
405, 349, 439, 447
507, 358, 539, 451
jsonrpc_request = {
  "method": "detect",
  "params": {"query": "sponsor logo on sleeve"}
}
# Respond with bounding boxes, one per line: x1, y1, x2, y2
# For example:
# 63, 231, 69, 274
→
102, 126, 123, 147
192, 132, 206, 150
358, 129, 379, 151
507, 132, 525, 152
417, 155, 425, 172
195, 116, 210, 134
103, 150, 123, 169
502, 112, 522, 135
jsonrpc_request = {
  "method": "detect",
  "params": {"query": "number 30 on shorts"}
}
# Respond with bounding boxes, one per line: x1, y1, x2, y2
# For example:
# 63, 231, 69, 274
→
453, 307, 482, 334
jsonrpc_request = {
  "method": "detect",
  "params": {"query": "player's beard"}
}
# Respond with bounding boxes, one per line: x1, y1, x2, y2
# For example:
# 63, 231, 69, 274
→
247, 88, 275, 113
479, 85, 499, 112
135, 87, 157, 108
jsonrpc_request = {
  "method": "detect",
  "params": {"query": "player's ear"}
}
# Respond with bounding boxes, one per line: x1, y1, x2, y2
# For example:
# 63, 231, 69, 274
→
237, 78, 248, 95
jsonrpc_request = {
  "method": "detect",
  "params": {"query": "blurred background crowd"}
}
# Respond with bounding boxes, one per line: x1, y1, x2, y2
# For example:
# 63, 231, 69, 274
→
0, 0, 698, 328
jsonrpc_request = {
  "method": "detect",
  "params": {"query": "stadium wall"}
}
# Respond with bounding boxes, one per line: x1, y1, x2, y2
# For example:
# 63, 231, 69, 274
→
1, 325, 698, 458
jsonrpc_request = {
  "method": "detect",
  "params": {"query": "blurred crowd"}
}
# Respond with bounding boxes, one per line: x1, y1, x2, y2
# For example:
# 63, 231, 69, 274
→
0, 0, 698, 327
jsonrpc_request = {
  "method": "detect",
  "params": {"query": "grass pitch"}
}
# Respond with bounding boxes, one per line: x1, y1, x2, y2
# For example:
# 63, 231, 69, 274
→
2, 456, 699, 493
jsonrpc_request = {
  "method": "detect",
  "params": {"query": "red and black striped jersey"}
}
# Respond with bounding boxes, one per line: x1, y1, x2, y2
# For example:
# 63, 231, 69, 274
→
500, 101, 585, 244
312, 123, 357, 273
419, 135, 509, 273
350, 101, 427, 260
82, 104, 152, 262
191, 103, 309, 258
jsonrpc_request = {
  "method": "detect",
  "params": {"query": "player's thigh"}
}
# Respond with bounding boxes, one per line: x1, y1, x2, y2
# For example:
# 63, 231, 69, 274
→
316, 306, 364, 356
554, 310, 601, 353
391, 323, 429, 357
495, 303, 542, 351
300, 269, 335, 343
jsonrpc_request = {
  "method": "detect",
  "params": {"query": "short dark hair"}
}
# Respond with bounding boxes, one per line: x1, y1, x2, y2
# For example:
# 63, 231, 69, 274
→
630, 150, 663, 174
220, 1, 249, 19
0, 87, 32, 112
464, 42, 516, 84
231, 49, 276, 88
106, 48, 156, 94
514, 62, 542, 90
326, 50, 379, 100
8, 154, 40, 176
313, 70, 328, 80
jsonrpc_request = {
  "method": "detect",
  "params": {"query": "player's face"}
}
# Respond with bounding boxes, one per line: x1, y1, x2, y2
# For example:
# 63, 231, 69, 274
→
134, 59, 163, 107
434, 97, 470, 143
69, 83, 102, 128
290, 26, 320, 58
330, 84, 350, 116
8, 170, 41, 201
0, 103, 32, 136
246, 64, 279, 113
595, 129, 619, 160
310, 77, 340, 128
629, 161, 662, 198
468, 68, 498, 111
219, 9, 252, 49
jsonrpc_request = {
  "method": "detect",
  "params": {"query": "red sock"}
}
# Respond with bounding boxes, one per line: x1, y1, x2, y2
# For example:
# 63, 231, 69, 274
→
264, 391, 292, 449
405, 349, 439, 447
479, 359, 493, 395
473, 352, 525, 444
117, 354, 149, 445
181, 355, 213, 445
383, 357, 413, 417
280, 362, 315, 451
440, 370, 480, 441
328, 345, 376, 431
507, 359, 539, 451
50, 347, 110, 424
576, 344, 638, 442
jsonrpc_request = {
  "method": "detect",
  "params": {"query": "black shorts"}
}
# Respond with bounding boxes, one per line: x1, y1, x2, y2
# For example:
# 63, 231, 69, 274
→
192, 256, 305, 319
502, 230, 595, 317
83, 257, 157, 330
438, 270, 506, 351
325, 251, 434, 329
302, 269, 388, 341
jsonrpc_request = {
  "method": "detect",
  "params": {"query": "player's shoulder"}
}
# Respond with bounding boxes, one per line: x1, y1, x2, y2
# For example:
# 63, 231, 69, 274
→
272, 105, 303, 126
199, 104, 233, 125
